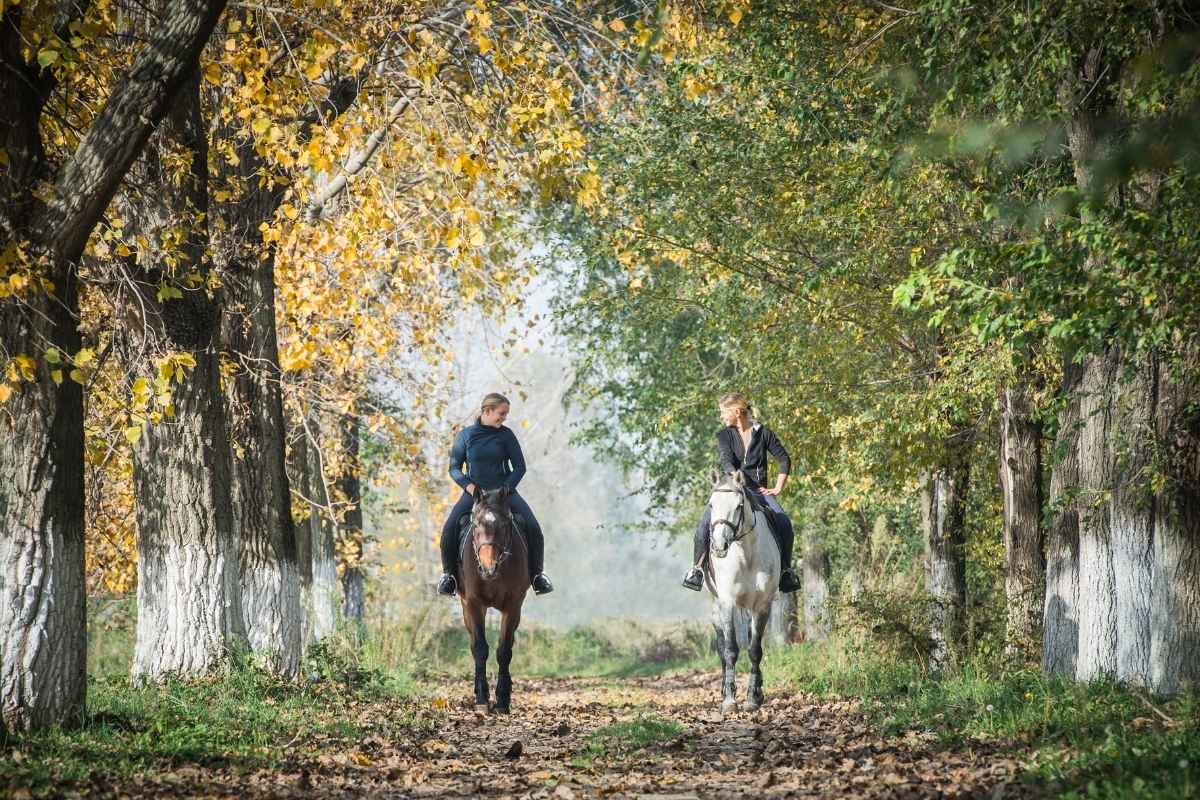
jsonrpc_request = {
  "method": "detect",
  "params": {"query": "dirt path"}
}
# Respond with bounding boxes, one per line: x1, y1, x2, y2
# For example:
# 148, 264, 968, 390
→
91, 672, 1034, 798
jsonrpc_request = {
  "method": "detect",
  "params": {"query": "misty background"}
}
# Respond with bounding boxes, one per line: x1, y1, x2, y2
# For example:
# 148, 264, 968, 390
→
369, 276, 704, 629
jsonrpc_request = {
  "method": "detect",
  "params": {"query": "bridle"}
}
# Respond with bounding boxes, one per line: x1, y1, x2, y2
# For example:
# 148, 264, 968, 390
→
710, 486, 752, 545
471, 503, 514, 579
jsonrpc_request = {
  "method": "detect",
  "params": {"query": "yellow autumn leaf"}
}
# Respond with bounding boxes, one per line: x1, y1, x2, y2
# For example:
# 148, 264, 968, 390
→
43, 347, 61, 364
203, 62, 222, 85
729, 8, 744, 25
124, 426, 142, 445
69, 369, 85, 385
14, 355, 36, 381
608, 18, 626, 33
0, 384, 12, 403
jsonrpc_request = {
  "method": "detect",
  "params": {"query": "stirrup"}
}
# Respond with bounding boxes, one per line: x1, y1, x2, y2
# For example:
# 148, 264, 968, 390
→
779, 568, 801, 594
436, 573, 457, 596
532, 573, 554, 595
681, 567, 703, 592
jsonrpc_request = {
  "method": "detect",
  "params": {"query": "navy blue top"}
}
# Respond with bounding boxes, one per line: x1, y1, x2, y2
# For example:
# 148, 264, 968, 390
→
449, 422, 527, 491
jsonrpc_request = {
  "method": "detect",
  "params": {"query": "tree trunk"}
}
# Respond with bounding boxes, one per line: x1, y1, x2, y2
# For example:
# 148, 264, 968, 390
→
126, 72, 245, 681
999, 380, 1045, 660
222, 257, 301, 678
1074, 347, 1200, 694
0, 274, 86, 731
337, 412, 365, 626
132, 352, 245, 678
1149, 347, 1200, 695
769, 591, 799, 646
802, 542, 831, 643
286, 410, 339, 646
922, 454, 969, 673
1058, 48, 1200, 693
1043, 361, 1083, 677
1, 0, 228, 727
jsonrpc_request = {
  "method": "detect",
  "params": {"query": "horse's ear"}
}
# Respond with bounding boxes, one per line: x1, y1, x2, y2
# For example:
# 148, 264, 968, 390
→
709, 468, 719, 485
498, 486, 511, 500
471, 484, 482, 500
733, 470, 745, 486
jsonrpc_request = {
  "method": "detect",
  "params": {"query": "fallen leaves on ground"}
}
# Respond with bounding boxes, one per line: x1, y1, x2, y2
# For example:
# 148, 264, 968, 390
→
49, 673, 1039, 798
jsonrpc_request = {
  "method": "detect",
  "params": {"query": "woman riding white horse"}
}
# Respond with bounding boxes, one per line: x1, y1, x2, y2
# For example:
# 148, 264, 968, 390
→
706, 469, 781, 711
683, 393, 801, 594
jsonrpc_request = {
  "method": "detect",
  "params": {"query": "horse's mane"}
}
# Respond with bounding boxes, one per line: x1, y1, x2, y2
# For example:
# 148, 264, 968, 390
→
712, 472, 743, 493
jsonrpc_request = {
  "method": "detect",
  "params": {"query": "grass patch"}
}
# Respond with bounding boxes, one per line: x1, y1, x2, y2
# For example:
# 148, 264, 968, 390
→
414, 619, 712, 679
1, 646, 421, 795
571, 714, 686, 767
766, 638, 1200, 799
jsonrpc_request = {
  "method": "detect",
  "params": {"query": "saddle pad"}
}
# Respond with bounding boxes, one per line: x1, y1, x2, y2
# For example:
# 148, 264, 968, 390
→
457, 511, 527, 565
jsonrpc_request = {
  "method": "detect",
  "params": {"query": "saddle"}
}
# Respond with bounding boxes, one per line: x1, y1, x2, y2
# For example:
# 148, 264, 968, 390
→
456, 509, 528, 565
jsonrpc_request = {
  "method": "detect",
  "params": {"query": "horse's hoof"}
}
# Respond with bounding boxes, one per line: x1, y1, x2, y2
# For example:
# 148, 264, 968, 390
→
474, 703, 489, 714
742, 700, 761, 712
493, 704, 511, 715
721, 699, 738, 714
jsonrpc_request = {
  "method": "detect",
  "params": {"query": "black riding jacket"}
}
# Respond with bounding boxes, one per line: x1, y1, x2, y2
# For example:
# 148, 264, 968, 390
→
715, 423, 791, 490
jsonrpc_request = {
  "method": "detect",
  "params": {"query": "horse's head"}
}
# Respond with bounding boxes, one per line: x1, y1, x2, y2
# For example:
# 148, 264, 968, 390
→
709, 470, 749, 558
471, 486, 514, 579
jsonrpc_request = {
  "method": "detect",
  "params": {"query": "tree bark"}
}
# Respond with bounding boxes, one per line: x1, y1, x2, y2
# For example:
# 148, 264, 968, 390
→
999, 380, 1044, 660
132, 352, 244, 678
1058, 45, 1200, 694
337, 412, 365, 626
286, 410, 339, 646
922, 453, 969, 673
802, 541, 831, 643
222, 257, 301, 677
1043, 362, 1083, 677
1, 0, 228, 728
125, 72, 245, 681
1149, 347, 1200, 695
0, 272, 86, 731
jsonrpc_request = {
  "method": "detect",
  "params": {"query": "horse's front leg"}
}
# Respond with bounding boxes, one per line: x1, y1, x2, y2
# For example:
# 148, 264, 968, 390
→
713, 603, 739, 713
494, 606, 522, 714
745, 609, 770, 710
462, 600, 489, 709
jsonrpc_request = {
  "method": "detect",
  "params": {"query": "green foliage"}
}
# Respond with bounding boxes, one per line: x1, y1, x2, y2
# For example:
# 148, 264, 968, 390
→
768, 639, 1200, 799
412, 620, 712, 679
572, 714, 686, 767
0, 656, 419, 793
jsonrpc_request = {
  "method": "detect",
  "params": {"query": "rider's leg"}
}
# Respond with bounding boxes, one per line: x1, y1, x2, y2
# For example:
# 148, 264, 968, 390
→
682, 505, 711, 590
760, 494, 800, 592
509, 493, 552, 594
437, 492, 474, 594
694, 504, 712, 564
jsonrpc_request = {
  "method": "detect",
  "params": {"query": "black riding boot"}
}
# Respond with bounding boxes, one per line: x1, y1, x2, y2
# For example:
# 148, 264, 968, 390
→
526, 526, 553, 594
769, 513, 801, 594
682, 515, 709, 591
437, 521, 459, 595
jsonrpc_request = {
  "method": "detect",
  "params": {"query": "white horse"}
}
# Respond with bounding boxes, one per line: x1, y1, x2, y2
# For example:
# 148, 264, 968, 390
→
705, 470, 781, 711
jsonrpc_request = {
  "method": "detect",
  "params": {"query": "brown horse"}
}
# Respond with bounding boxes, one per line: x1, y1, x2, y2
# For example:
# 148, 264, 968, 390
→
458, 486, 529, 713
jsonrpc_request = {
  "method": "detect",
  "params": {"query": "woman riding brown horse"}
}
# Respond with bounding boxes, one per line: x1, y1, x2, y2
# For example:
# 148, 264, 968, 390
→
438, 392, 552, 712
458, 486, 528, 712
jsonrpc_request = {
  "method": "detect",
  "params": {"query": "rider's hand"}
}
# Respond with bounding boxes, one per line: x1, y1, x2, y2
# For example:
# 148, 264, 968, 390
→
759, 487, 780, 496
465, 483, 477, 496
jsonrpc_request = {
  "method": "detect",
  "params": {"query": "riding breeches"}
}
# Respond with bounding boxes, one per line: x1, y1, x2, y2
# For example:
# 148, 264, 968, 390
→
694, 494, 794, 568
439, 490, 545, 577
